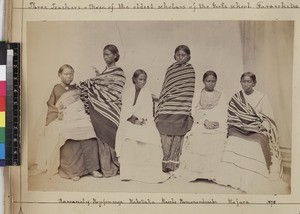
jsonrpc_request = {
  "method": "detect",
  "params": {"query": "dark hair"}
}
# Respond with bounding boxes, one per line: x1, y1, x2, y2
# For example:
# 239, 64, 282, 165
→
103, 44, 120, 62
240, 72, 257, 83
174, 45, 191, 62
203, 70, 217, 81
58, 64, 74, 75
132, 69, 147, 84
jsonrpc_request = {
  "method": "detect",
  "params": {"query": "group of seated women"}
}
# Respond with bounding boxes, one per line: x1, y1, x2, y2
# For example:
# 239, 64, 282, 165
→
33, 44, 287, 194
174, 70, 285, 194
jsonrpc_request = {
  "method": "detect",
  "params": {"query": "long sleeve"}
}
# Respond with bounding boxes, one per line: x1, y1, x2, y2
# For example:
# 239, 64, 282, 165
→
200, 92, 227, 132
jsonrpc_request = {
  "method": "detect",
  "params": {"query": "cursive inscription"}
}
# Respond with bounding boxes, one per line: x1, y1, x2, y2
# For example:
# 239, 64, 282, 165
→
27, 1, 300, 11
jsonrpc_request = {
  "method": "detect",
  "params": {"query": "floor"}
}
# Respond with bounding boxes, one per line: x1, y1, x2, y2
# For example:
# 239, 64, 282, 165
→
28, 170, 290, 194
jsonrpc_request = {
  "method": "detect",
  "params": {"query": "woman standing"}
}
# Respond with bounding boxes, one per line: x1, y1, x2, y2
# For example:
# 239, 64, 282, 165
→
78, 44, 126, 177
175, 71, 227, 181
155, 45, 195, 172
215, 72, 287, 194
116, 69, 170, 183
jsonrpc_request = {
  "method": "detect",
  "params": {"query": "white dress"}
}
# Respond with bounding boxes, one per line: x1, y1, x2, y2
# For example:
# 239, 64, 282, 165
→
35, 89, 97, 177
115, 86, 170, 183
214, 90, 288, 194
175, 89, 227, 181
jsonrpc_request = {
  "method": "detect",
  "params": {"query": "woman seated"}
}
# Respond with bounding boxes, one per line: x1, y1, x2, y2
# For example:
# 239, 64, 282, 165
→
116, 69, 170, 183
175, 70, 227, 181
34, 64, 102, 181
214, 72, 287, 194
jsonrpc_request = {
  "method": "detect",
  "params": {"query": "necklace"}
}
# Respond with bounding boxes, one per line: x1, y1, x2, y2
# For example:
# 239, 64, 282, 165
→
61, 83, 69, 91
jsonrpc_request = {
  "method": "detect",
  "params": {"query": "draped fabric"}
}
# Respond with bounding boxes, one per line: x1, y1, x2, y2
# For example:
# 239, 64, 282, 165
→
78, 66, 126, 149
116, 87, 161, 155
35, 89, 99, 177
239, 21, 292, 153
227, 90, 282, 175
236, 21, 292, 188
155, 62, 195, 117
155, 62, 195, 136
214, 90, 287, 194
77, 66, 125, 177
175, 89, 227, 181
116, 86, 170, 183
192, 89, 227, 132
45, 84, 77, 125
154, 62, 195, 172
78, 66, 125, 127
197, 89, 222, 110
59, 139, 99, 179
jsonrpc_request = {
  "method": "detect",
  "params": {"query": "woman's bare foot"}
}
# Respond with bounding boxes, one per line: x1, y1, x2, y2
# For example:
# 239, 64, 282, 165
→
72, 176, 80, 181
91, 171, 103, 178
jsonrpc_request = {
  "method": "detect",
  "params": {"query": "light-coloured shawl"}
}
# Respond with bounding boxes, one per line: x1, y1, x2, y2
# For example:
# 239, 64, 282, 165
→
116, 86, 161, 157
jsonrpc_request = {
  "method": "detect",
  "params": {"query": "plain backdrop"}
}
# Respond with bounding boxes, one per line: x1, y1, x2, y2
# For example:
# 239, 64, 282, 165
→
26, 21, 293, 167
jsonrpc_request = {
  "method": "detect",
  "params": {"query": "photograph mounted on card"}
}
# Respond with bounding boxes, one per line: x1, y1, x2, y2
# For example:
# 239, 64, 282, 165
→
25, 21, 292, 195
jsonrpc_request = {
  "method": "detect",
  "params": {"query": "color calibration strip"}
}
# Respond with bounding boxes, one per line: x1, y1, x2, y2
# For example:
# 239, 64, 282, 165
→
0, 42, 7, 166
7, 43, 21, 166
0, 42, 21, 166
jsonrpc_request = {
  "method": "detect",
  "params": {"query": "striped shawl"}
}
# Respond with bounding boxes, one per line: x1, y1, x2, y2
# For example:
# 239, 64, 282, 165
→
228, 90, 282, 176
78, 66, 126, 127
155, 62, 195, 118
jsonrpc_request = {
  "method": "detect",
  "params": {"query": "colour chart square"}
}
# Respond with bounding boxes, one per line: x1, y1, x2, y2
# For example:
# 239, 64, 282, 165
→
0, 81, 6, 96
0, 65, 6, 80
0, 127, 4, 142
0, 49, 7, 65
0, 144, 5, 159
0, 96, 5, 111
0, 112, 5, 127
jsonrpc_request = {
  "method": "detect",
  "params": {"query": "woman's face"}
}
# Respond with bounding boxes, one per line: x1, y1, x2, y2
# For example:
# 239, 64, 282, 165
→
134, 73, 147, 90
59, 68, 74, 86
175, 49, 189, 65
103, 49, 117, 65
203, 75, 217, 92
241, 75, 256, 94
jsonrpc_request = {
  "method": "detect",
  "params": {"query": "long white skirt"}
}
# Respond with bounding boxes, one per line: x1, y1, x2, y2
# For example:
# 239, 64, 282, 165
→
119, 139, 170, 183
175, 132, 226, 181
214, 136, 289, 194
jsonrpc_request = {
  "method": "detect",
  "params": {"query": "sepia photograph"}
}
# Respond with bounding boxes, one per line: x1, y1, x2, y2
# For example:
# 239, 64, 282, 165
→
26, 21, 292, 194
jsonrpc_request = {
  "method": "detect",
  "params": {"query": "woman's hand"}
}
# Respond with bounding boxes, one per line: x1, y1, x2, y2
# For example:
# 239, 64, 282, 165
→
127, 115, 146, 125
204, 120, 219, 129
57, 103, 65, 120
58, 111, 64, 120
134, 118, 147, 126
260, 120, 270, 131
134, 119, 143, 125
92, 66, 101, 76
57, 103, 64, 110
261, 120, 271, 131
